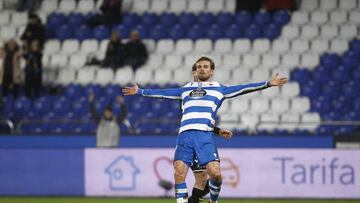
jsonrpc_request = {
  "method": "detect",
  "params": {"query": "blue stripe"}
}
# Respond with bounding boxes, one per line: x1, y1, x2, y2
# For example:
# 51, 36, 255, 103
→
180, 118, 213, 127
183, 106, 214, 114
182, 95, 221, 105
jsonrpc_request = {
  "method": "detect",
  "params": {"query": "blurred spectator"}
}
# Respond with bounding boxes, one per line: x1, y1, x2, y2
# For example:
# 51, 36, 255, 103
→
24, 40, 42, 98
1, 40, 21, 98
236, 0, 264, 12
16, 0, 41, 12
21, 14, 45, 50
265, 0, 298, 11
89, 94, 128, 147
87, 0, 123, 27
124, 30, 148, 72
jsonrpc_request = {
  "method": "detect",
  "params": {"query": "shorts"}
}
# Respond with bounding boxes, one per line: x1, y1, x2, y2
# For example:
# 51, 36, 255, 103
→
190, 155, 206, 173
174, 130, 220, 167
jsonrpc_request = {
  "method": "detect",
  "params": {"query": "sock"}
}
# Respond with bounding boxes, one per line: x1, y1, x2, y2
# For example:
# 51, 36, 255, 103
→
208, 179, 222, 202
190, 187, 205, 203
175, 182, 188, 203
203, 179, 210, 195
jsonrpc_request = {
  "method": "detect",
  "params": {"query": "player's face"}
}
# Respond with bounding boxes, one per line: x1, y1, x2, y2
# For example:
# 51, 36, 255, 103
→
192, 70, 198, 82
104, 109, 113, 119
196, 60, 214, 82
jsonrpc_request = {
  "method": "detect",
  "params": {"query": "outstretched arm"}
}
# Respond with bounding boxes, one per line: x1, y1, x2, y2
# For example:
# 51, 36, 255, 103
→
122, 83, 182, 100
223, 73, 287, 99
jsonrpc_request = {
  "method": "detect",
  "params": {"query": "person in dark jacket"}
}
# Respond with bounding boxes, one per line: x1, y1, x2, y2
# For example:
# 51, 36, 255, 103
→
102, 31, 126, 70
24, 40, 42, 98
21, 14, 45, 50
87, 0, 122, 27
1, 40, 21, 98
89, 94, 128, 147
124, 30, 148, 72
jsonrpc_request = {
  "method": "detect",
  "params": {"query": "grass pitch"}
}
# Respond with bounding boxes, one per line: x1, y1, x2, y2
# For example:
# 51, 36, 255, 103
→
0, 198, 359, 203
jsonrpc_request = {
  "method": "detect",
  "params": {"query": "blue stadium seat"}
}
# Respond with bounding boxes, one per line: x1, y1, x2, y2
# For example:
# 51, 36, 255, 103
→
320, 53, 340, 69
113, 24, 130, 38
123, 13, 141, 29
84, 84, 103, 97
169, 24, 186, 40
216, 12, 233, 27
349, 39, 360, 54
72, 97, 89, 115
311, 96, 330, 114
301, 81, 320, 99
74, 25, 92, 40
263, 23, 281, 40
312, 66, 330, 82
331, 65, 349, 82
134, 24, 149, 38
93, 25, 110, 40
2, 96, 13, 118
160, 13, 178, 27
206, 24, 223, 40
179, 13, 196, 27
342, 51, 359, 68
48, 13, 67, 28
65, 84, 84, 98
13, 97, 32, 116
53, 97, 71, 116
321, 80, 340, 98
244, 24, 261, 40
342, 80, 360, 99
149, 24, 167, 40
141, 13, 159, 27
197, 12, 215, 26
45, 24, 56, 39
235, 11, 252, 26
103, 84, 120, 100
254, 11, 271, 26
187, 24, 204, 40
225, 24, 242, 39
33, 97, 52, 116
56, 25, 73, 40
272, 10, 290, 26
68, 13, 85, 28
94, 96, 111, 113
291, 69, 310, 84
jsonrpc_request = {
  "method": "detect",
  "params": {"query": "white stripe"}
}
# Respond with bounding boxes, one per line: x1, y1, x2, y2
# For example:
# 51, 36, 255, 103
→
206, 90, 224, 100
224, 85, 267, 98
210, 190, 220, 195
175, 188, 188, 193
143, 94, 181, 99
182, 100, 217, 112
176, 198, 188, 203
179, 124, 213, 133
181, 90, 192, 98
181, 112, 215, 124
209, 181, 220, 189
183, 81, 221, 87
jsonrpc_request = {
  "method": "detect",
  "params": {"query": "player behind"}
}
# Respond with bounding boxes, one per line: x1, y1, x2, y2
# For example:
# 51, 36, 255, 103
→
122, 56, 287, 203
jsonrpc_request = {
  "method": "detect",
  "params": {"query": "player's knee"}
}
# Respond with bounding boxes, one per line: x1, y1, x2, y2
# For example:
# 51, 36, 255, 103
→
210, 171, 222, 182
174, 171, 186, 182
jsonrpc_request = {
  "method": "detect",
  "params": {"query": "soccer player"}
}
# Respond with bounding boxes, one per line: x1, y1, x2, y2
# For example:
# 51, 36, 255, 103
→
122, 56, 287, 203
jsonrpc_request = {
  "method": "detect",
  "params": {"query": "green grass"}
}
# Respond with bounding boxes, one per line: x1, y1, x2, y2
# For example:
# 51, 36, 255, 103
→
0, 198, 359, 203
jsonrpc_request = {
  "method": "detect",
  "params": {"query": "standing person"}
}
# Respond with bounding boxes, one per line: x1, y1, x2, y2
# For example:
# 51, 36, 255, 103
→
21, 14, 45, 50
89, 94, 128, 147
122, 56, 287, 203
87, 0, 122, 27
124, 30, 148, 72
24, 40, 42, 98
2, 40, 22, 98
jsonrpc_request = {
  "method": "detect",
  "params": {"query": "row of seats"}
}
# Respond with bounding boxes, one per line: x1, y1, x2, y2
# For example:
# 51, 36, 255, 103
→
301, 0, 360, 11
0, 24, 24, 41
291, 10, 360, 25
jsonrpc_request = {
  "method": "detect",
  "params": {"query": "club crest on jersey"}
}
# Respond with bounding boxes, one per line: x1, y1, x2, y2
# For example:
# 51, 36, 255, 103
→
190, 89, 207, 98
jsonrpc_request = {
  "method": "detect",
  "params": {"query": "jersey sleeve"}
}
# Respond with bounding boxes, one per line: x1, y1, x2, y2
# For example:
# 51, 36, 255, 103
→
222, 81, 270, 99
137, 88, 182, 100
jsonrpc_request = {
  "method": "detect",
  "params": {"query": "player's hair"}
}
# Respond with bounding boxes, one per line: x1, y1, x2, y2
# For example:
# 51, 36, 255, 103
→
192, 63, 197, 71
195, 56, 215, 70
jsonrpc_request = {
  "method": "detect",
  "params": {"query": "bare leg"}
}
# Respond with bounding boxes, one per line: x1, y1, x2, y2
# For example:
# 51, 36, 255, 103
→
174, 160, 189, 203
206, 161, 222, 202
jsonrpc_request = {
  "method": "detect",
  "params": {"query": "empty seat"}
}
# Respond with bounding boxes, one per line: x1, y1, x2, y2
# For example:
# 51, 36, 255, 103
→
280, 114, 300, 132
270, 97, 289, 113
11, 12, 27, 26
240, 113, 259, 131
272, 39, 290, 54
41, 0, 58, 13
281, 82, 300, 98
154, 69, 172, 85
320, 23, 338, 39
68, 54, 87, 69
232, 68, 250, 83
114, 66, 134, 85
319, 0, 337, 11
156, 39, 175, 54
252, 39, 270, 53
76, 68, 96, 85
95, 69, 114, 85
135, 68, 153, 85
261, 85, 280, 98
250, 97, 269, 113
59, 0, 76, 13
214, 39, 232, 54
339, 0, 357, 10
291, 97, 310, 113
57, 69, 76, 85
99, 39, 110, 53
77, 0, 95, 13
281, 24, 300, 39
175, 39, 194, 55
0, 12, 10, 26
207, 54, 222, 67
349, 11, 360, 25
184, 54, 199, 68
330, 10, 347, 24
301, 24, 319, 39
243, 53, 260, 68
227, 99, 247, 114
143, 39, 156, 53
291, 38, 309, 54
223, 54, 241, 69
207, 0, 224, 13
233, 39, 251, 54
194, 39, 212, 54
44, 39, 61, 55
164, 55, 183, 69
300, 0, 318, 11
146, 54, 164, 68
224, 0, 236, 12
80, 39, 98, 54
330, 38, 349, 54
132, 0, 150, 14
50, 54, 68, 68
310, 11, 328, 25
251, 69, 270, 82
0, 25, 17, 40
61, 40, 80, 55
258, 114, 279, 131
151, 0, 169, 14
169, 0, 187, 14
173, 69, 192, 84
340, 24, 358, 40
311, 38, 329, 53
213, 69, 231, 83
291, 11, 309, 25
188, 0, 205, 13
262, 53, 280, 69
300, 113, 321, 131
301, 52, 319, 69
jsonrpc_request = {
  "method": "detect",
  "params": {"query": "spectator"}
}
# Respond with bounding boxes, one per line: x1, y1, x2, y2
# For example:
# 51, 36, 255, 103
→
24, 40, 42, 98
124, 30, 148, 72
1, 40, 21, 98
21, 14, 45, 50
16, 0, 41, 12
236, 0, 264, 12
87, 0, 123, 27
89, 94, 128, 147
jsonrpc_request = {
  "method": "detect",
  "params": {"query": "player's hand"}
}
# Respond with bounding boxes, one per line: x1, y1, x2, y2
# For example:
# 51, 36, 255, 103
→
219, 129, 233, 139
88, 94, 95, 103
122, 83, 139, 95
269, 73, 288, 87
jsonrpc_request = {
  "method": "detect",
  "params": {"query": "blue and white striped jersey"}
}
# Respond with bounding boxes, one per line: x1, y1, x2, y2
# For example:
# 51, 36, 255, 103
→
137, 81, 270, 134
